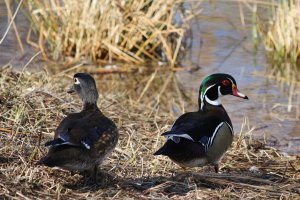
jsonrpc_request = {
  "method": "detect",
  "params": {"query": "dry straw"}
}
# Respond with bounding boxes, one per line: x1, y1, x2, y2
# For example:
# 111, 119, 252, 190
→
257, 0, 300, 79
264, 1, 300, 63
0, 67, 299, 199
254, 0, 300, 118
23, 0, 199, 66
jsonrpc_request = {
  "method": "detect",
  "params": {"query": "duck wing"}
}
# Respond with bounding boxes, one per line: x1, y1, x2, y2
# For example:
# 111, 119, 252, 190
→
44, 126, 107, 149
45, 112, 111, 149
157, 112, 232, 154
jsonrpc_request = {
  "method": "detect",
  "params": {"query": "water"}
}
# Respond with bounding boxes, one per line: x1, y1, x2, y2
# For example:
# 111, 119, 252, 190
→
0, 0, 40, 69
178, 1, 300, 154
0, 1, 299, 154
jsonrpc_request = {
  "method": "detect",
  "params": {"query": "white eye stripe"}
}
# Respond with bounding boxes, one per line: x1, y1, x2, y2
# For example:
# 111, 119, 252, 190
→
228, 78, 234, 85
74, 78, 80, 85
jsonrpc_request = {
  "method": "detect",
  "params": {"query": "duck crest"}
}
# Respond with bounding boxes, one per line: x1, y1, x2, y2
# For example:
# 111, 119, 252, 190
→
199, 73, 242, 110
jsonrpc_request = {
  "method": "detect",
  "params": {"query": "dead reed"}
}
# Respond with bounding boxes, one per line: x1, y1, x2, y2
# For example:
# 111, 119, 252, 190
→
252, 0, 300, 118
22, 0, 200, 66
256, 0, 300, 76
0, 66, 299, 199
258, 0, 300, 66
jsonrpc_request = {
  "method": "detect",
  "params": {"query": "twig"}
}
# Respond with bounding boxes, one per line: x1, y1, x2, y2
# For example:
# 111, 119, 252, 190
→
17, 51, 42, 83
5, 0, 24, 52
0, 127, 31, 135
137, 70, 157, 103
0, 0, 23, 45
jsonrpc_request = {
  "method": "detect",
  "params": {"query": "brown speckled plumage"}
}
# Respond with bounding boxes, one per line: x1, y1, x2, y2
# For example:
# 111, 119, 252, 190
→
38, 73, 118, 176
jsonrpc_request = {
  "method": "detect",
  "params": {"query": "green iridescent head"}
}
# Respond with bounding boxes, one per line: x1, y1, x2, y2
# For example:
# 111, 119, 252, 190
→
199, 73, 248, 110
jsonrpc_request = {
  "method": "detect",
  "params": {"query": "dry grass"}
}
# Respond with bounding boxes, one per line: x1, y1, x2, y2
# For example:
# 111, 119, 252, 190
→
252, 0, 300, 118
22, 0, 200, 66
0, 66, 299, 199
257, 0, 300, 67
256, 0, 300, 78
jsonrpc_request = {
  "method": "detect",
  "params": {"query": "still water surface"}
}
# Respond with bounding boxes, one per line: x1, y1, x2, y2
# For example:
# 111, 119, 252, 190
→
179, 2, 300, 154
0, 1, 299, 154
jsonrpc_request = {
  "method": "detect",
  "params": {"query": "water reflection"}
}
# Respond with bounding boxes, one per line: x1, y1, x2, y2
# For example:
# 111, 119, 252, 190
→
0, 0, 40, 68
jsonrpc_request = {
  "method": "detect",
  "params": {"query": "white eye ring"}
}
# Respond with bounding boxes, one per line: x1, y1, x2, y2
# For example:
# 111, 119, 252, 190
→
74, 78, 80, 85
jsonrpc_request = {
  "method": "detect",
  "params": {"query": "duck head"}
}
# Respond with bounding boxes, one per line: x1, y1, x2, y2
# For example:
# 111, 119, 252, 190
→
68, 73, 99, 106
199, 73, 248, 110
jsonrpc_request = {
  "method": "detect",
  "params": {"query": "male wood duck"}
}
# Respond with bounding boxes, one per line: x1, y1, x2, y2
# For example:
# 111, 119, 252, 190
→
37, 73, 118, 178
154, 73, 248, 173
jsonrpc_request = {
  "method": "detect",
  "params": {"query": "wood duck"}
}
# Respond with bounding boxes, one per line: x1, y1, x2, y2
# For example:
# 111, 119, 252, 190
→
37, 73, 118, 178
154, 73, 248, 173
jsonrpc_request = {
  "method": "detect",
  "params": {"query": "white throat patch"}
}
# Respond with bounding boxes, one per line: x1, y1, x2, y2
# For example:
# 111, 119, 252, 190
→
204, 95, 221, 106
201, 84, 222, 110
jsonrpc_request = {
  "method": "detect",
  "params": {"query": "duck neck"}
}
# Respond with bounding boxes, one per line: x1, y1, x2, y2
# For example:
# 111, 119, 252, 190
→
198, 94, 232, 128
198, 98, 222, 111
83, 102, 99, 111
199, 84, 223, 111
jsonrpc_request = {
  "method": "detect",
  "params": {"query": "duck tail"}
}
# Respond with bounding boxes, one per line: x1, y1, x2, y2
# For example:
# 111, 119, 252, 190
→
153, 148, 163, 156
36, 156, 54, 167
36, 155, 64, 167
154, 140, 178, 156
153, 144, 168, 156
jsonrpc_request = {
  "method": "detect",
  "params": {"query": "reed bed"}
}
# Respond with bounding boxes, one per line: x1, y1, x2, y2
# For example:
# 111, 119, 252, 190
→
0, 66, 299, 199
23, 0, 200, 66
256, 0, 300, 77
260, 1, 300, 61
253, 0, 300, 118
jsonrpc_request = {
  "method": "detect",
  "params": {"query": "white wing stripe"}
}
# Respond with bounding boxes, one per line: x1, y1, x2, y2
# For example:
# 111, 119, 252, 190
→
166, 121, 228, 150
209, 122, 224, 147
225, 121, 233, 135
81, 141, 91, 149
167, 134, 194, 142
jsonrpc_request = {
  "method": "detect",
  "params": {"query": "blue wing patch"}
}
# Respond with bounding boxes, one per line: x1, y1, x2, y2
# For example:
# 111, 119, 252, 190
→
81, 126, 106, 149
45, 138, 66, 147
44, 130, 76, 147
44, 137, 79, 147
45, 126, 106, 149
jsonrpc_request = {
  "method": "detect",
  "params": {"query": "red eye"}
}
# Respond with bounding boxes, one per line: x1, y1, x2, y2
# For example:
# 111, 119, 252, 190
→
222, 80, 230, 86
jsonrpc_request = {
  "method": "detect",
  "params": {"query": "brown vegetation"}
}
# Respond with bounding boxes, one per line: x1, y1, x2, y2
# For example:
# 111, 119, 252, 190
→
257, 0, 300, 69
253, 0, 300, 118
23, 0, 201, 66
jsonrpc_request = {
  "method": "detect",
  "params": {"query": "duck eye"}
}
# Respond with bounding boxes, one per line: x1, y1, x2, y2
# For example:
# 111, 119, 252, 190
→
222, 80, 229, 86
74, 78, 80, 85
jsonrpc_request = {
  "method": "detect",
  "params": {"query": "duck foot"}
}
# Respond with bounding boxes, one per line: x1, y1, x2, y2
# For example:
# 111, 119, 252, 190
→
214, 164, 219, 173
93, 165, 98, 182
79, 168, 98, 184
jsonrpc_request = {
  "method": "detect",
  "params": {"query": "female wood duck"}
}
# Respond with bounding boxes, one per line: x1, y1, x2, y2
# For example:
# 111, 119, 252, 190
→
154, 73, 248, 173
38, 73, 118, 178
